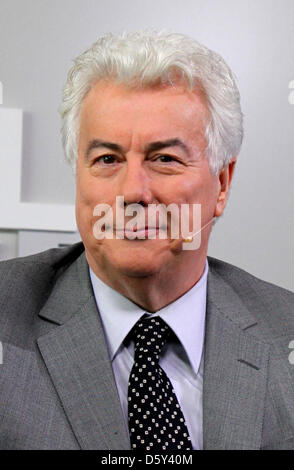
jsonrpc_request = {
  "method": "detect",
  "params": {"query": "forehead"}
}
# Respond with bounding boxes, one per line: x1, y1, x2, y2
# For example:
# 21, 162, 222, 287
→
79, 80, 208, 146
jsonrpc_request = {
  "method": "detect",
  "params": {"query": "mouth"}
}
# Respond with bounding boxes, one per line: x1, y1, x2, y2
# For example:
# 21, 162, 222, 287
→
114, 225, 167, 239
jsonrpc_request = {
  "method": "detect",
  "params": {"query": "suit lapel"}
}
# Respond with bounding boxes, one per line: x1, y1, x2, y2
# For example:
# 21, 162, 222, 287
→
203, 266, 271, 449
36, 252, 130, 450
36, 247, 271, 450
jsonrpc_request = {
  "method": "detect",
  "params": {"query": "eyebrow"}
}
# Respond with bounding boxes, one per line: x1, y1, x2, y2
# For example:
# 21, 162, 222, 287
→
85, 138, 190, 160
85, 139, 123, 160
144, 139, 190, 157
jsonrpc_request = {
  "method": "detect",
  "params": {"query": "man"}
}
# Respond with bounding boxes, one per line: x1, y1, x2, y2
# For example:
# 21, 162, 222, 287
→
0, 31, 293, 450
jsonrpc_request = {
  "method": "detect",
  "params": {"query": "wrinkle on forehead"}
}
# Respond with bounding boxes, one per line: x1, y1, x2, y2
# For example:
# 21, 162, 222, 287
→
79, 80, 209, 159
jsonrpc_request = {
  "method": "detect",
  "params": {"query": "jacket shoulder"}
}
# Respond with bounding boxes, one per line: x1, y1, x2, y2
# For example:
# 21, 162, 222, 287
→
0, 241, 85, 274
207, 255, 293, 299
207, 255, 294, 336
0, 242, 85, 344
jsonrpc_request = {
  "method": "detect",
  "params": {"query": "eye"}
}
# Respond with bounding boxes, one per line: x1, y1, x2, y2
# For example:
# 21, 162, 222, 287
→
94, 154, 118, 164
154, 155, 178, 163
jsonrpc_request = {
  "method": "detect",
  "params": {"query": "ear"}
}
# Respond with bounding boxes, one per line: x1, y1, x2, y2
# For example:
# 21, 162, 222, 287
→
214, 157, 237, 217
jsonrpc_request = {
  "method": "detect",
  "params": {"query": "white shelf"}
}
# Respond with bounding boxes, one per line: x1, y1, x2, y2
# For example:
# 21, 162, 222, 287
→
0, 107, 76, 231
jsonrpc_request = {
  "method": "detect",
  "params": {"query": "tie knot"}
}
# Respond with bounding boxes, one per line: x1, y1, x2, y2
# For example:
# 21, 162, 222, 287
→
131, 316, 170, 361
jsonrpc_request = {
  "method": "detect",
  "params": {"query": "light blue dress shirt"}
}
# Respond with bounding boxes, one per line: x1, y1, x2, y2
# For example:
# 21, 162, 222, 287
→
89, 259, 208, 450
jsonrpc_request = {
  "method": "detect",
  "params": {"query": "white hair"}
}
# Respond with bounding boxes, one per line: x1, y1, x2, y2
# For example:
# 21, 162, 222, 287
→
60, 30, 243, 175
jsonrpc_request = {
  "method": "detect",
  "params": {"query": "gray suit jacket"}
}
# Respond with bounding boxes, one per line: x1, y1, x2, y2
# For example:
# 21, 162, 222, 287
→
0, 242, 294, 450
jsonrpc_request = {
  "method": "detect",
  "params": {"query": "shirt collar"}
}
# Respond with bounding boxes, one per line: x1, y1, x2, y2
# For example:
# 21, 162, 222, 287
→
89, 260, 208, 375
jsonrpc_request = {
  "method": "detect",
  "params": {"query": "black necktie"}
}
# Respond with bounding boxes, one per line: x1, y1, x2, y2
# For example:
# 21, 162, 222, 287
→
128, 315, 192, 451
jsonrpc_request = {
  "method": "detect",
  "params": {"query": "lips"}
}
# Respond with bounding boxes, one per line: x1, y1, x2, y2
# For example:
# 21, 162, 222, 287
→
115, 224, 163, 231
115, 225, 167, 239
128, 226, 156, 232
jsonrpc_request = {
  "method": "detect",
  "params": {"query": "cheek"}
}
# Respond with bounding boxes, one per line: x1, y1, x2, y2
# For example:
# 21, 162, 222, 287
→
174, 175, 207, 201
76, 172, 103, 208
175, 174, 219, 212
75, 176, 98, 232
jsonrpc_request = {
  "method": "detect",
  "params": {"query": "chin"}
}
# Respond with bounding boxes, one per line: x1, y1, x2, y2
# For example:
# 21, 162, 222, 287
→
118, 265, 160, 278
86, 238, 169, 278
109, 249, 162, 278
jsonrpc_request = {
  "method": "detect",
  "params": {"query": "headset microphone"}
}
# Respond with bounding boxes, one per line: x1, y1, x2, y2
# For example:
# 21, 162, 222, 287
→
183, 216, 216, 242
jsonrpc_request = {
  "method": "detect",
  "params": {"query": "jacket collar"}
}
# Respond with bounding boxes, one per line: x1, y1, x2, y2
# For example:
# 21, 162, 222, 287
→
37, 250, 130, 450
203, 264, 271, 449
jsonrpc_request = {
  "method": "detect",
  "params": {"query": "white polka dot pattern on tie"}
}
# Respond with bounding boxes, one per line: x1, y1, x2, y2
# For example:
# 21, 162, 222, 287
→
128, 316, 192, 451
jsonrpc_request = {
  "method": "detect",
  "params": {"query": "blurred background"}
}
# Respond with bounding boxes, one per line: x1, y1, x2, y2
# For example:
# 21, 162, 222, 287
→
0, 0, 293, 290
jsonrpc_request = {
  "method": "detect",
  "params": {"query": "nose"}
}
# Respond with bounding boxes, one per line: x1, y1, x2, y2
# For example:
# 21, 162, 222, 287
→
119, 159, 153, 207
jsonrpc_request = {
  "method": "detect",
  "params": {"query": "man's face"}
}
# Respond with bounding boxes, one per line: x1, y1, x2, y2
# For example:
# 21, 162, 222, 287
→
76, 81, 233, 281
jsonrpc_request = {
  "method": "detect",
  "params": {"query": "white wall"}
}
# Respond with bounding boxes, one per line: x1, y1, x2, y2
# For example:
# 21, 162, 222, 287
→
0, 0, 293, 290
